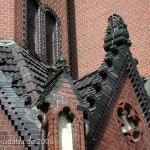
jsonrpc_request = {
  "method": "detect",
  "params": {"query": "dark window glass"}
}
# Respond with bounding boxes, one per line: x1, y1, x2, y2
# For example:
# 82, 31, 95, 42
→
46, 12, 56, 65
27, 0, 38, 52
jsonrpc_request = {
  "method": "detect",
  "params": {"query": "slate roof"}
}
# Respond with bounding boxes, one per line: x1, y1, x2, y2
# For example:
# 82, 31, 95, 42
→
22, 50, 48, 94
0, 70, 41, 149
0, 42, 57, 149
75, 14, 150, 148
76, 47, 150, 149
0, 46, 27, 96
36, 55, 82, 110
75, 71, 97, 98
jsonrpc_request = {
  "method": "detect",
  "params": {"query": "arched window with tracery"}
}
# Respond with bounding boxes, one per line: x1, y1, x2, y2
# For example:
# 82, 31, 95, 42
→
114, 100, 144, 145
26, 2, 61, 64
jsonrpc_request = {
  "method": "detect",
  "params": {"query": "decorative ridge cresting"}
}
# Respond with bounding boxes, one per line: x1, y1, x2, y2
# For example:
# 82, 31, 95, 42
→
76, 14, 150, 149
104, 14, 132, 52
44, 55, 68, 88
36, 55, 69, 108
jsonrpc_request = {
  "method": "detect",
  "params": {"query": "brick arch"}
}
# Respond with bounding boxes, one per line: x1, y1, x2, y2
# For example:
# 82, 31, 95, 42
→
54, 102, 80, 120
37, 3, 62, 63
47, 102, 85, 150
39, 3, 60, 23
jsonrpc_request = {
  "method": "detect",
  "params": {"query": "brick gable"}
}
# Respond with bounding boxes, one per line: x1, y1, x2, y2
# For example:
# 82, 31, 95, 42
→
38, 71, 85, 150
95, 74, 150, 150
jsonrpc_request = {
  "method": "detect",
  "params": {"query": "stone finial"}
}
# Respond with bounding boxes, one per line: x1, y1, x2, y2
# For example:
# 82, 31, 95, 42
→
104, 14, 132, 52
106, 14, 127, 35
55, 55, 67, 69
45, 55, 68, 88
47, 55, 67, 77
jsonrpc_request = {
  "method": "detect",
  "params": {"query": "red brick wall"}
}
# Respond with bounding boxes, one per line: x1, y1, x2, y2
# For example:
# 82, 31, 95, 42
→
71, 0, 150, 79
14, 0, 25, 48
46, 80, 85, 150
0, 107, 26, 150
0, 0, 15, 40
0, 0, 69, 63
14, 0, 69, 63
40, 0, 69, 63
95, 75, 150, 150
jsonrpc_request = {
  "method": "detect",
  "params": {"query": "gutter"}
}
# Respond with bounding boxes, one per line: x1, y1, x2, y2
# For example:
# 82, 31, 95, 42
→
38, 113, 48, 150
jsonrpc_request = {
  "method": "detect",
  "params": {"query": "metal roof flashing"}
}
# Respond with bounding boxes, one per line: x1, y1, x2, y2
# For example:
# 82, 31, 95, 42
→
0, 40, 15, 47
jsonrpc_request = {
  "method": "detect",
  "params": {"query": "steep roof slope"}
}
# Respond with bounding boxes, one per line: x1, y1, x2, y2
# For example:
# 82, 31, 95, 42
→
75, 14, 150, 148
0, 41, 50, 149
0, 69, 41, 149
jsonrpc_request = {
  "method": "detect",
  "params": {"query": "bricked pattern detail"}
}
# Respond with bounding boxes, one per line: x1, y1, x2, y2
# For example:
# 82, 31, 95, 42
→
114, 100, 144, 145
7, 0, 69, 64
46, 81, 85, 150
95, 75, 150, 150
0, 0, 69, 64
0, 106, 27, 150
38, 5, 46, 62
47, 105, 85, 150
39, 0, 69, 63
37, 4, 61, 64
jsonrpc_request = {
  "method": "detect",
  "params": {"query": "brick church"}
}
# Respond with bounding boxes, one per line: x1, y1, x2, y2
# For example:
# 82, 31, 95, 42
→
0, 0, 150, 150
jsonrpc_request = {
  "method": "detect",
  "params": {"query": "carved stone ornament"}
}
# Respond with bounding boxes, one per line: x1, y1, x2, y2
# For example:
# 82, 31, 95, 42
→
104, 14, 132, 52
7, 74, 19, 84
85, 94, 96, 110
0, 57, 6, 65
47, 55, 67, 77
114, 101, 143, 144
19, 94, 32, 106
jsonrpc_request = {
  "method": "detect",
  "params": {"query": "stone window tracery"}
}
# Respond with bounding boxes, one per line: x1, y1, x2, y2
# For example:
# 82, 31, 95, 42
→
115, 101, 143, 144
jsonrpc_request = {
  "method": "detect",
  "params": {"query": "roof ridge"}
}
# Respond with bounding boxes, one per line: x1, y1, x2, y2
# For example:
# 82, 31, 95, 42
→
76, 14, 150, 148
74, 70, 98, 83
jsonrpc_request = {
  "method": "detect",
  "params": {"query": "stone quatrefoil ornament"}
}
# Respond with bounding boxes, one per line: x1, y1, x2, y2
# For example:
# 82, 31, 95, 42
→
116, 102, 143, 144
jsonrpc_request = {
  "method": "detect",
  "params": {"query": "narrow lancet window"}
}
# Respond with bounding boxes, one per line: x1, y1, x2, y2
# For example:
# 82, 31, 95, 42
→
46, 12, 56, 65
27, 0, 38, 52
58, 112, 73, 150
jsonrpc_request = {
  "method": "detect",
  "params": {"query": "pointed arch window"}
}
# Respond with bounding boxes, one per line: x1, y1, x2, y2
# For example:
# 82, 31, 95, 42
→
46, 12, 56, 65
58, 111, 74, 150
27, 0, 38, 53
26, 2, 61, 64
